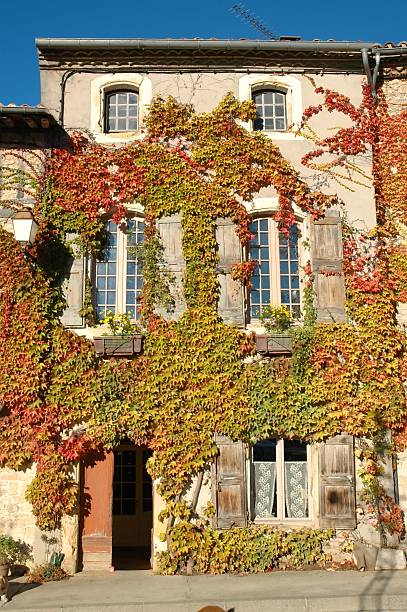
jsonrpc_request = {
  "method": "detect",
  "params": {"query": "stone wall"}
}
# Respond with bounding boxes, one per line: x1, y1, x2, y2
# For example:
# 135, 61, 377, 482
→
382, 67, 407, 115
0, 465, 78, 573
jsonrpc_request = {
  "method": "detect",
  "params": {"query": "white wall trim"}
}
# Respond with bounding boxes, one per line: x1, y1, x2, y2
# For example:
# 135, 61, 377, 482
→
90, 73, 152, 144
238, 74, 303, 141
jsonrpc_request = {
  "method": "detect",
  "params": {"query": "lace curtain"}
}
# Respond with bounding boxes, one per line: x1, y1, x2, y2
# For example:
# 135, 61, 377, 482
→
254, 461, 276, 518
284, 460, 308, 518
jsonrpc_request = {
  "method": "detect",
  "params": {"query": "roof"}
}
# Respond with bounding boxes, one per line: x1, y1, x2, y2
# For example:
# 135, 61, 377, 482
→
35, 37, 407, 73
0, 105, 69, 148
0, 104, 58, 129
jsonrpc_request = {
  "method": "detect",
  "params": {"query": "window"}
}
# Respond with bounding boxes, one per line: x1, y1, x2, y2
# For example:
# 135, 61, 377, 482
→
249, 218, 301, 319
252, 439, 310, 520
95, 218, 144, 320
105, 90, 138, 133
252, 89, 287, 132
113, 447, 152, 515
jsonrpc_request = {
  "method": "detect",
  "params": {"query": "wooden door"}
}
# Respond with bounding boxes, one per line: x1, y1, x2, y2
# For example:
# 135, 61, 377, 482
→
319, 435, 356, 528
81, 450, 114, 571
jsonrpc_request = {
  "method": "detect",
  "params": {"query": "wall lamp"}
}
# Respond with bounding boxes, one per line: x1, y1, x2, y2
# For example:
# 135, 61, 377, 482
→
12, 210, 39, 245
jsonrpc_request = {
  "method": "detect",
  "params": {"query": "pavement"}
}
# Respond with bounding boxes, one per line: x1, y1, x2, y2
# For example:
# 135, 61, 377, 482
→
3, 568, 407, 612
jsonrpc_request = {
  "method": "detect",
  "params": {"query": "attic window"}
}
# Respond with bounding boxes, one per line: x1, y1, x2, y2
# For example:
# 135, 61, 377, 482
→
252, 89, 287, 132
105, 90, 139, 133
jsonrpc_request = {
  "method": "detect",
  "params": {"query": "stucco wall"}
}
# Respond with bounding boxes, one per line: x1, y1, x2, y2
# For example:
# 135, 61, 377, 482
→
39, 68, 376, 231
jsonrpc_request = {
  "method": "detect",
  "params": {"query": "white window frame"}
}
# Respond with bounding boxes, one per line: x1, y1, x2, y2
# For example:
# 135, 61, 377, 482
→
94, 215, 144, 321
250, 439, 313, 525
238, 74, 303, 141
245, 198, 307, 326
90, 73, 152, 144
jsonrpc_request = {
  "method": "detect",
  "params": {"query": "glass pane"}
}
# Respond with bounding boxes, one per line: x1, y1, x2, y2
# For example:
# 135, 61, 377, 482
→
260, 247, 269, 259
281, 276, 290, 289
251, 304, 260, 318
107, 262, 117, 275
128, 105, 137, 116
281, 290, 290, 303
128, 118, 137, 130
275, 118, 285, 130
253, 439, 277, 462
284, 440, 307, 461
123, 451, 136, 465
263, 92, 274, 104
107, 276, 116, 290
118, 105, 127, 117
275, 92, 285, 104
122, 500, 136, 515
280, 261, 289, 274
284, 440, 308, 518
259, 219, 268, 231
96, 277, 106, 290
264, 119, 275, 130
118, 93, 127, 104
127, 276, 135, 290
122, 483, 136, 497
291, 276, 300, 289
259, 232, 269, 245
112, 499, 120, 515
108, 117, 116, 131
275, 105, 285, 117
261, 275, 269, 289
261, 289, 270, 303
117, 118, 126, 131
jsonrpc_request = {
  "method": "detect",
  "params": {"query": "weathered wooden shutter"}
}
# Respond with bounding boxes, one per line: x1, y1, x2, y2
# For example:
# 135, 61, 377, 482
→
212, 435, 247, 528
310, 209, 347, 323
319, 434, 356, 529
157, 214, 185, 320
216, 218, 245, 327
60, 240, 86, 328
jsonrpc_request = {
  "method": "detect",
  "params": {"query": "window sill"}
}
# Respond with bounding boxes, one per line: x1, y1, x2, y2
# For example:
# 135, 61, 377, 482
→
93, 130, 144, 145
253, 518, 313, 527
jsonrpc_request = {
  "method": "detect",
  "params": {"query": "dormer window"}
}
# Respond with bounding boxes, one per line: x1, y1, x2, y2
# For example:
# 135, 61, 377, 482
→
252, 89, 287, 132
105, 90, 138, 133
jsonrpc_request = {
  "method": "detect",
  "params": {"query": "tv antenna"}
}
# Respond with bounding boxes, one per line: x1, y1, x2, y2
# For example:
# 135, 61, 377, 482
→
230, 4, 277, 40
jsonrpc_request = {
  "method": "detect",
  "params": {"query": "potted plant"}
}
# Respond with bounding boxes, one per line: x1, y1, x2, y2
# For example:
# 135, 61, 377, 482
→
0, 534, 32, 575
256, 304, 294, 355
93, 311, 144, 357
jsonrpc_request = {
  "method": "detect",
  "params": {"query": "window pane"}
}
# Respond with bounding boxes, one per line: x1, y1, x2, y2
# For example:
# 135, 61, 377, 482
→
128, 118, 137, 130
284, 440, 308, 518
118, 105, 127, 117
117, 118, 126, 131
254, 439, 277, 461
252, 90, 287, 132
259, 219, 268, 231
253, 440, 278, 519
118, 93, 127, 104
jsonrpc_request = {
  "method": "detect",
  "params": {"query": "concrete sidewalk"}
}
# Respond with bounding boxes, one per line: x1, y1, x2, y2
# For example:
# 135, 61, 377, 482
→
3, 568, 407, 612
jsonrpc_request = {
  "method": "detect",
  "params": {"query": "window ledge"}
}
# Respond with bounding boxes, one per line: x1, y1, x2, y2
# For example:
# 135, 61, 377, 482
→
93, 130, 145, 145
253, 518, 313, 527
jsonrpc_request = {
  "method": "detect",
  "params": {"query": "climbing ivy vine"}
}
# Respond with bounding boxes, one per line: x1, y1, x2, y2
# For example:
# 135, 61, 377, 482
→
1, 84, 407, 567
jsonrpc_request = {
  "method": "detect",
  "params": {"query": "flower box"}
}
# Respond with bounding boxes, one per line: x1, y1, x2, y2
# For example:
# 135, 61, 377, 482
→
255, 334, 292, 355
93, 335, 143, 357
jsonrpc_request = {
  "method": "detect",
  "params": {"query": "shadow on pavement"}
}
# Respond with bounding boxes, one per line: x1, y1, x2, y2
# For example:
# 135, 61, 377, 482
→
358, 571, 392, 612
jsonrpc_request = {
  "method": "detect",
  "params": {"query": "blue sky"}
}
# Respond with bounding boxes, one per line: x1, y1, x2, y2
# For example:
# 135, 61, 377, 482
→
1, 0, 406, 105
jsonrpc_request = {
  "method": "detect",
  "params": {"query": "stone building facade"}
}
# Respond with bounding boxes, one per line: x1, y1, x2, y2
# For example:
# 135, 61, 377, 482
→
0, 39, 407, 572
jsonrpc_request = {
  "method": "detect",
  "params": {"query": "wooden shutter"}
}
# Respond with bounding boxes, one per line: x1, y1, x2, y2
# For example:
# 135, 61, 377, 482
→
310, 209, 347, 323
60, 247, 85, 328
212, 435, 247, 529
319, 434, 356, 529
216, 218, 245, 327
157, 214, 185, 321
